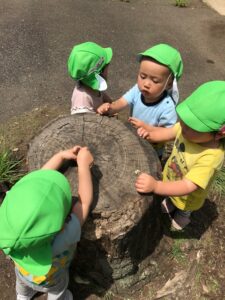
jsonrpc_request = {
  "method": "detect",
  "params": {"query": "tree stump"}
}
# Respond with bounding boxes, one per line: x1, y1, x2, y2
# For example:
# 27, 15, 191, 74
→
27, 114, 163, 295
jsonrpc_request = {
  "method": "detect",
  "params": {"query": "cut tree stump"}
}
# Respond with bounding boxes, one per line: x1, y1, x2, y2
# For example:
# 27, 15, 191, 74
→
27, 114, 163, 295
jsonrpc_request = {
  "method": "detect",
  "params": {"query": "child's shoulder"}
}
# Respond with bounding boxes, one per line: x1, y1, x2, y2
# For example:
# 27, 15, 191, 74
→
161, 92, 176, 106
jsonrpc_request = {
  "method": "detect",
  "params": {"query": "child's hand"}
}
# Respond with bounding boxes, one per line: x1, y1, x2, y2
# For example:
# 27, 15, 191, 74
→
97, 103, 111, 115
128, 117, 145, 128
77, 147, 94, 168
135, 173, 157, 193
137, 127, 150, 139
60, 146, 81, 161
42, 146, 81, 170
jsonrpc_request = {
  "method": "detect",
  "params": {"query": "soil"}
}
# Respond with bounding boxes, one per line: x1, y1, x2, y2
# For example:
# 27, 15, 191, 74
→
0, 104, 225, 300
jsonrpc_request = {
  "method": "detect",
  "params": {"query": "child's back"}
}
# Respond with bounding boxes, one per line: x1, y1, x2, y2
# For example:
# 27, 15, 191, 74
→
0, 146, 93, 300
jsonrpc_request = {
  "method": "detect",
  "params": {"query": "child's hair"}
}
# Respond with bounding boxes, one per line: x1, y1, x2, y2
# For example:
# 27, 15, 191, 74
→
176, 81, 225, 133
0, 169, 71, 276
68, 41, 113, 91
137, 43, 183, 81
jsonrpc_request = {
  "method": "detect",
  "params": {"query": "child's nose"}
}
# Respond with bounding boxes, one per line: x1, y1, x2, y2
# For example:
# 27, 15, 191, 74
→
143, 79, 151, 89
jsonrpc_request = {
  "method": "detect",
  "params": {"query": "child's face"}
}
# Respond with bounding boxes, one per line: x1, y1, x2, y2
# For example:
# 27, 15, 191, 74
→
180, 120, 214, 144
137, 59, 172, 102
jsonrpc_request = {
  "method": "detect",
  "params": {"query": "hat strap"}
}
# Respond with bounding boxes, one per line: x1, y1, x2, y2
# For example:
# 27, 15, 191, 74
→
95, 74, 107, 91
171, 77, 179, 104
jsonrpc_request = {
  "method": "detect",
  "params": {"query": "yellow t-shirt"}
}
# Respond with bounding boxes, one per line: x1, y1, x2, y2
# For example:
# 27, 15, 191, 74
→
163, 123, 224, 211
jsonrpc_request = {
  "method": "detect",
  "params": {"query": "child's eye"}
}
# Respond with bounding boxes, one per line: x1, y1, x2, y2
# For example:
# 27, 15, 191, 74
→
139, 73, 146, 79
152, 79, 160, 84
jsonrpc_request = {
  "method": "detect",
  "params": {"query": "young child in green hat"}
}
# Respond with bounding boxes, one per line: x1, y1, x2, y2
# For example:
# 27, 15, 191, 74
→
68, 41, 113, 114
0, 145, 93, 299
135, 81, 225, 230
97, 43, 183, 157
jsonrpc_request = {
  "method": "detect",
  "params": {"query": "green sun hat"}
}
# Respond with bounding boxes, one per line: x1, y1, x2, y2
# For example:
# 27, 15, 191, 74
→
0, 169, 72, 276
138, 43, 183, 80
176, 81, 225, 132
68, 41, 113, 91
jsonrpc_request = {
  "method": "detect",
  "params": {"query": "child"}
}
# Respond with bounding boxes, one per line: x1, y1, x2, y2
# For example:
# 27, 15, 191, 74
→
135, 81, 225, 230
68, 41, 113, 114
0, 145, 93, 300
97, 43, 183, 156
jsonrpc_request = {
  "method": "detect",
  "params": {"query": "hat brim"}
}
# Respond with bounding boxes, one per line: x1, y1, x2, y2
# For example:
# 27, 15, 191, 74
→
176, 101, 212, 132
10, 241, 52, 276
104, 47, 113, 65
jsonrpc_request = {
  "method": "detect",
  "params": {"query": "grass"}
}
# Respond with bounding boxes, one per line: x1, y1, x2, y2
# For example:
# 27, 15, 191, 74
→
207, 277, 220, 293
174, 0, 189, 7
209, 166, 225, 200
0, 148, 24, 186
171, 239, 187, 264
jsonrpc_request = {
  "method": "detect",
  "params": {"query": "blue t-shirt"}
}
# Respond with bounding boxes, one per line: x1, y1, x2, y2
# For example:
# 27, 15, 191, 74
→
123, 84, 177, 127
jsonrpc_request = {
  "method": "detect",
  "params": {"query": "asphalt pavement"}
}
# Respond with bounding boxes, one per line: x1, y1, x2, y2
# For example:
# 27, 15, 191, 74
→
0, 0, 225, 122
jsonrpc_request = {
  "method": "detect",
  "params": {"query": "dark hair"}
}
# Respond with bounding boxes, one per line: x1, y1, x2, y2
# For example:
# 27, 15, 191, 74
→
0, 183, 9, 204
140, 56, 174, 79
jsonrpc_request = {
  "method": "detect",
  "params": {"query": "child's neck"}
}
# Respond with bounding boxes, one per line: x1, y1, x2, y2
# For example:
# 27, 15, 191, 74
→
80, 83, 101, 97
142, 91, 167, 105
198, 139, 220, 149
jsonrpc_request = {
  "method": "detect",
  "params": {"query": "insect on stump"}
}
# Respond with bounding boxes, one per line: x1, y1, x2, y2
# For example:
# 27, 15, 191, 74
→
27, 114, 162, 294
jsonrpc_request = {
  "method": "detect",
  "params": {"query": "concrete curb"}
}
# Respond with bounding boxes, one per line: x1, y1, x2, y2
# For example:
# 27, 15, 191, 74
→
203, 0, 225, 16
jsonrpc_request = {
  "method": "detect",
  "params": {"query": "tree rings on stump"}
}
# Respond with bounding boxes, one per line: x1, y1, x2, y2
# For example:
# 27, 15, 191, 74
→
27, 114, 162, 294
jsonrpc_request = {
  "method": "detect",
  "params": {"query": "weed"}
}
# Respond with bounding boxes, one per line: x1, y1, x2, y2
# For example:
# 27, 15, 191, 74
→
175, 0, 188, 7
0, 149, 24, 186
195, 266, 202, 284
103, 291, 114, 300
209, 167, 225, 200
171, 239, 186, 264
208, 277, 220, 293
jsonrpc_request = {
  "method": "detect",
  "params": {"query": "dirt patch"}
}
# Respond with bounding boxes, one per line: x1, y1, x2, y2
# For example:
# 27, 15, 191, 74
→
0, 106, 225, 300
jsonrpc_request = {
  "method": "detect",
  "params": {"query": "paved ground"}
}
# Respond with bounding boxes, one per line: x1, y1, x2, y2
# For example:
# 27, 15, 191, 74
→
0, 0, 225, 124
0, 1, 225, 299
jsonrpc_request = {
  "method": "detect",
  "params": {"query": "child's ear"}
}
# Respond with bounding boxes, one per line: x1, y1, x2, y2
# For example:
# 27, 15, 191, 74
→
166, 75, 174, 90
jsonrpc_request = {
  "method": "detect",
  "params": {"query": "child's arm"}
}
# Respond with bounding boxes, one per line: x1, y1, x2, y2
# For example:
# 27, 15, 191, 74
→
72, 147, 93, 226
97, 97, 128, 115
41, 146, 81, 170
135, 173, 198, 196
129, 117, 164, 131
137, 125, 177, 143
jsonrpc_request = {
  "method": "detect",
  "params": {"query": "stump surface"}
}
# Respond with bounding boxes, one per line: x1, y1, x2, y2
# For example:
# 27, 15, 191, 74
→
27, 114, 162, 293
28, 114, 160, 212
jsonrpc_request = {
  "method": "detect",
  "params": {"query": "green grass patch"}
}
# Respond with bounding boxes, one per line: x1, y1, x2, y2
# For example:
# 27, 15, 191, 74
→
174, 0, 189, 7
207, 277, 220, 293
209, 166, 225, 200
171, 239, 187, 264
0, 149, 24, 186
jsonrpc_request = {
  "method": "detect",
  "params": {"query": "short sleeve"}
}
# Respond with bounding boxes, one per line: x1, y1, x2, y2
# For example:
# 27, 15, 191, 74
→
158, 100, 177, 127
123, 84, 139, 106
185, 150, 224, 189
